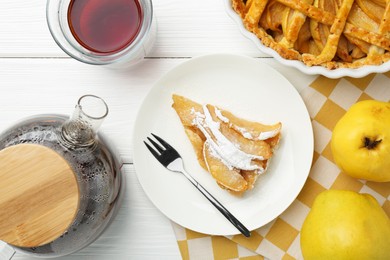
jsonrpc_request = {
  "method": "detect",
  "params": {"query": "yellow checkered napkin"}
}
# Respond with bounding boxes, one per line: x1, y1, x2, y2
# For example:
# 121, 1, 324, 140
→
172, 72, 390, 260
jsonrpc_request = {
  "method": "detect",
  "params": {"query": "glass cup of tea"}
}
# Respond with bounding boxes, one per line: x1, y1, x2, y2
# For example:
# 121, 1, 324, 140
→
46, 0, 156, 68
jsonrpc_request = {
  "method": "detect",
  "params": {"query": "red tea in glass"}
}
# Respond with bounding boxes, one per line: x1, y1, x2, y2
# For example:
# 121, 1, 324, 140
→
47, 0, 155, 67
68, 0, 143, 54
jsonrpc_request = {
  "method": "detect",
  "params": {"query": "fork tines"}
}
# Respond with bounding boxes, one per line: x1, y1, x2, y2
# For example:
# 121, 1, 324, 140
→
144, 139, 161, 158
146, 136, 164, 153
144, 133, 180, 166
151, 133, 174, 149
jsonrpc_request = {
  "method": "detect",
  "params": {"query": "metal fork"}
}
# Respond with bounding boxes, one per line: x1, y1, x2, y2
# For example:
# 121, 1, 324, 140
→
144, 133, 251, 237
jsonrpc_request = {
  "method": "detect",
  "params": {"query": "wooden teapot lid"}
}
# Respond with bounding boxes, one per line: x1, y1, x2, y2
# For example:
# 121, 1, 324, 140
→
0, 144, 79, 247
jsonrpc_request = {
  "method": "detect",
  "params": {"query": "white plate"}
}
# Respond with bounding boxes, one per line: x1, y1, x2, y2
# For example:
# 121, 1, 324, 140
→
133, 54, 313, 236
223, 0, 390, 78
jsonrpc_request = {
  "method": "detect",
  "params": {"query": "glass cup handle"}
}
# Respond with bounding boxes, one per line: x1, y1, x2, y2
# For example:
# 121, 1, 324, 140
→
0, 240, 15, 260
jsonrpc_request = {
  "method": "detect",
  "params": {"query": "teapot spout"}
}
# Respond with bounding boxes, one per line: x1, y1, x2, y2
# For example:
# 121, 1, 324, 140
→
61, 95, 109, 147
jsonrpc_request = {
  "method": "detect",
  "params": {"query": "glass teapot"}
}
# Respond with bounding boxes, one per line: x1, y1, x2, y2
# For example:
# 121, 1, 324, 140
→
0, 95, 124, 258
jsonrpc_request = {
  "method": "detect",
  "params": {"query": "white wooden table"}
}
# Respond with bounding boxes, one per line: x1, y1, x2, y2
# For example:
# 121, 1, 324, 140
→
0, 0, 316, 259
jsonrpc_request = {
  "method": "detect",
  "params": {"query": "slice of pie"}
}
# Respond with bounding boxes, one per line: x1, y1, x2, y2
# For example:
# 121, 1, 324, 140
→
172, 94, 282, 195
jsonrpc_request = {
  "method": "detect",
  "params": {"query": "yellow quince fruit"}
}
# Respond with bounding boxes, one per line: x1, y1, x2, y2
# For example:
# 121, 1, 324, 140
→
300, 190, 390, 260
331, 100, 390, 182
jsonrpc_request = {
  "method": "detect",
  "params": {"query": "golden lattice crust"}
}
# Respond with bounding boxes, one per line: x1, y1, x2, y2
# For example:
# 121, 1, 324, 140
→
232, 0, 390, 69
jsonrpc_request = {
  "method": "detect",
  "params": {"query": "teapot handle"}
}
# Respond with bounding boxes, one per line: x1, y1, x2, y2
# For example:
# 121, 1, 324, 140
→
0, 240, 15, 260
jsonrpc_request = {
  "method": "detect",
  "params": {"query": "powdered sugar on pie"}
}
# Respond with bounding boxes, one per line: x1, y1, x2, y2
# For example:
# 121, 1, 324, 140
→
172, 94, 282, 195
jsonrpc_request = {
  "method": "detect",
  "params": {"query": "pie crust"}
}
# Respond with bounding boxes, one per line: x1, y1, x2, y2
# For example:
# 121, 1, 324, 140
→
232, 0, 390, 69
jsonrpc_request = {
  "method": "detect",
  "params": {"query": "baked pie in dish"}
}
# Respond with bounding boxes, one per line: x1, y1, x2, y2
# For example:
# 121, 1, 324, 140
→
172, 94, 282, 195
230, 0, 390, 71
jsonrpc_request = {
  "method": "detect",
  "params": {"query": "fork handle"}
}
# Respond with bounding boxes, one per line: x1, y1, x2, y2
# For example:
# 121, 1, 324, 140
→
183, 172, 251, 237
